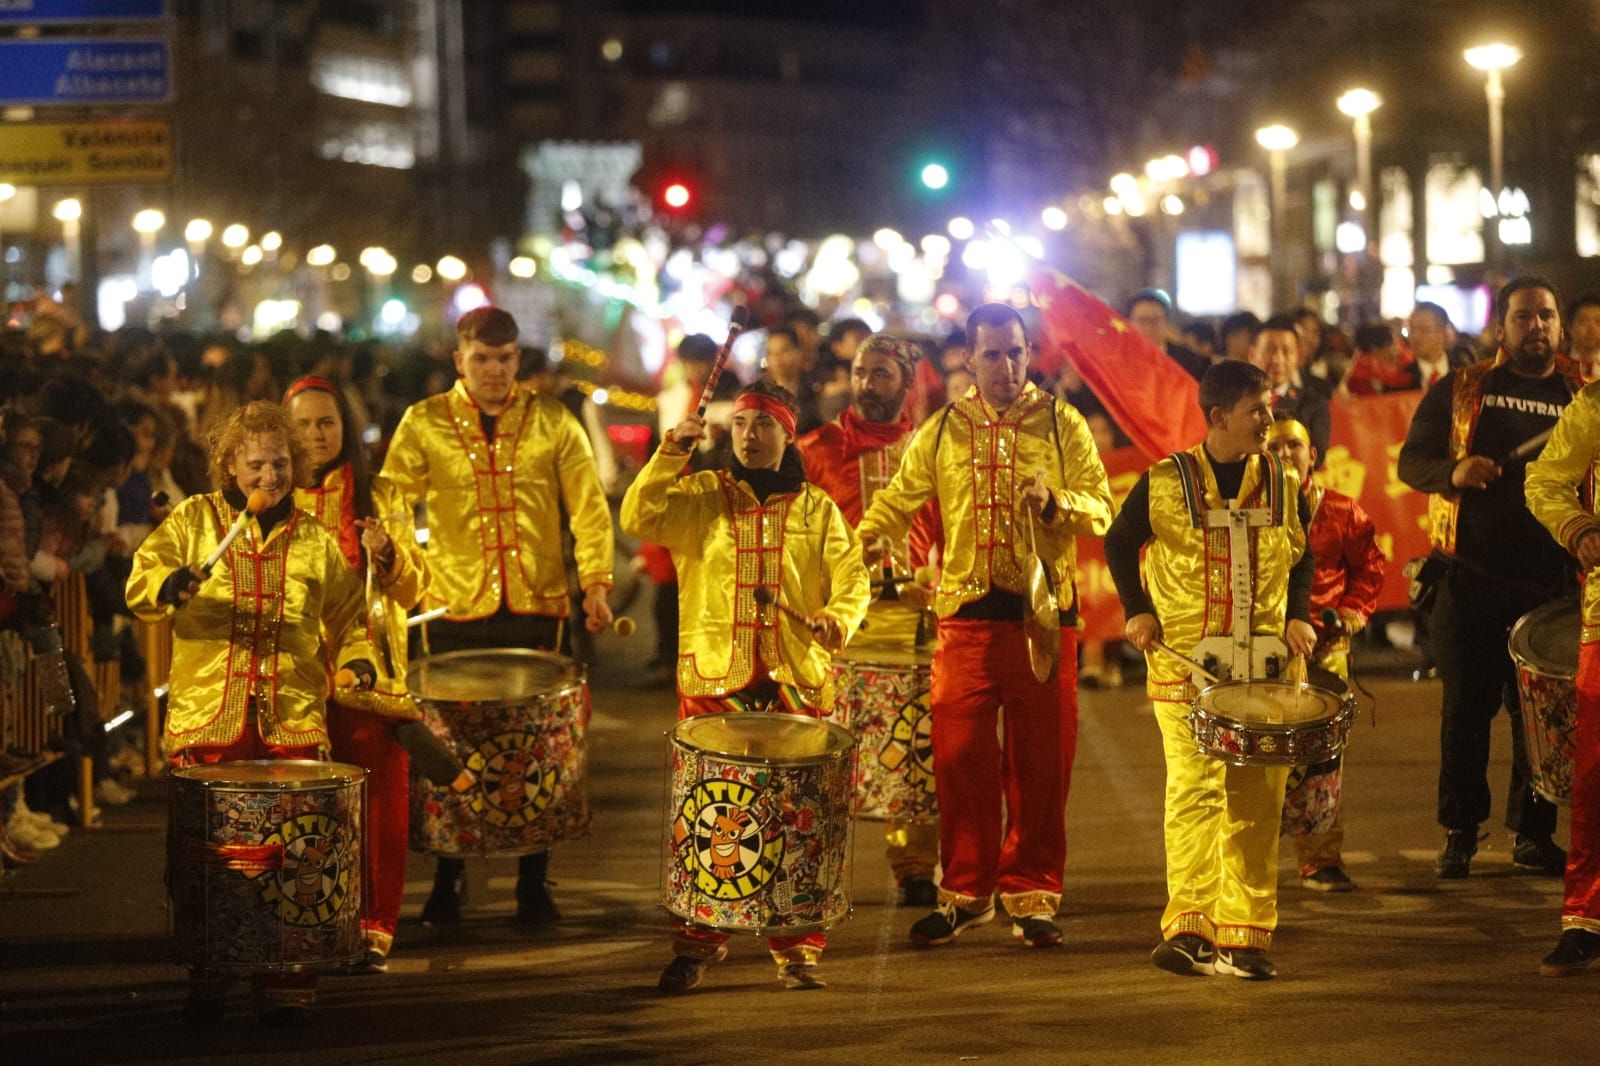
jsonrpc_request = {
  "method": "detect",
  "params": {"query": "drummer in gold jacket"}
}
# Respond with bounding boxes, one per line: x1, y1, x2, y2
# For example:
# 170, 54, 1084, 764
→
380, 306, 614, 930
1525, 382, 1600, 975
621, 379, 870, 994
1105, 360, 1315, 981
858, 304, 1113, 953
287, 376, 428, 973
126, 400, 375, 1027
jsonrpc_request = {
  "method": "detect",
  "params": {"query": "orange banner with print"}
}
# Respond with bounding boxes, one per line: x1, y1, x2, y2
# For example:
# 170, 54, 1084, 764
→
1075, 391, 1429, 643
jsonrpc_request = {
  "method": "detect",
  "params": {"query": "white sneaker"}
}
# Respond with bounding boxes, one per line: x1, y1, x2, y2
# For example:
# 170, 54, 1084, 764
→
19, 809, 69, 835
9, 819, 62, 850
67, 795, 103, 826
96, 779, 136, 806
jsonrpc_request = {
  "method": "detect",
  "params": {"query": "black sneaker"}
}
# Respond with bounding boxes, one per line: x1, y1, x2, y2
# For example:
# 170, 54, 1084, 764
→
1540, 929, 1600, 977
908, 901, 995, 947
900, 876, 939, 908
658, 945, 727, 994
514, 880, 562, 928
1302, 866, 1356, 892
1214, 946, 1277, 980
420, 859, 465, 925
1011, 916, 1063, 948
778, 962, 827, 990
1513, 834, 1567, 876
1151, 934, 1215, 977
1435, 829, 1478, 879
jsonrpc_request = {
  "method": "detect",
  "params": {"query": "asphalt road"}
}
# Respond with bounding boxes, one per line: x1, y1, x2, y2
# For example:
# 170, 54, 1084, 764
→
0, 628, 1590, 1065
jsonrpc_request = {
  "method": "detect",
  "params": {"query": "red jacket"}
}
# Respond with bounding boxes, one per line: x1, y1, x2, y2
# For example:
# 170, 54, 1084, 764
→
1308, 486, 1386, 640
797, 408, 939, 568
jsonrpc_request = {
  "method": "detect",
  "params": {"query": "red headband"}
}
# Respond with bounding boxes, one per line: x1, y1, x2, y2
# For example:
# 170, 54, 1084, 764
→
732, 392, 797, 437
284, 376, 339, 403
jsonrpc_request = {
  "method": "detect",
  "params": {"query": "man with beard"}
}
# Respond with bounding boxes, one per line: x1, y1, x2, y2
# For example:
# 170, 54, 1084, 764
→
622, 380, 870, 993
797, 334, 942, 906
1399, 276, 1577, 880
859, 304, 1113, 951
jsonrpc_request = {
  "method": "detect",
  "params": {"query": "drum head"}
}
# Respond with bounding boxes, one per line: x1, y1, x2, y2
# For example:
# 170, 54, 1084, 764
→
408, 648, 582, 705
171, 759, 367, 788
673, 713, 855, 765
1194, 680, 1343, 724
1510, 598, 1581, 676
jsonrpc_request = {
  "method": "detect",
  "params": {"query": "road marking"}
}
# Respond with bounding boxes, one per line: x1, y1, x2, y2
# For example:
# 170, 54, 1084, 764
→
865, 867, 897, 1022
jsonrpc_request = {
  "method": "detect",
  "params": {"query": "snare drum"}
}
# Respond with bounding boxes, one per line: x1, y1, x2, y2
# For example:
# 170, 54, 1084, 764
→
407, 649, 590, 857
1509, 598, 1579, 804
830, 645, 938, 822
663, 713, 855, 936
168, 760, 366, 974
1189, 669, 1355, 766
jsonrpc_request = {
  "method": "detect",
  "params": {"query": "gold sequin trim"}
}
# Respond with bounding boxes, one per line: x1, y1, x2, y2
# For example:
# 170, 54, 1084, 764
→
999, 890, 1060, 919
1162, 910, 1217, 942
1215, 923, 1274, 950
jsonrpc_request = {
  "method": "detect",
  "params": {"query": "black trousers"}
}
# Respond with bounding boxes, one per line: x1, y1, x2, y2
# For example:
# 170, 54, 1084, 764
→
1429, 571, 1558, 837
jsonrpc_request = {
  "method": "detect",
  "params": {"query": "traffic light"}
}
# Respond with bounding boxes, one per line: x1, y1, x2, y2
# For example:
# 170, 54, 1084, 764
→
920, 161, 950, 191
657, 179, 695, 213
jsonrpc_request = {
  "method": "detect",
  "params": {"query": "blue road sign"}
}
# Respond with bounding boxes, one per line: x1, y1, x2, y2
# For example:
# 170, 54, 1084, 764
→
0, 1, 167, 24
0, 38, 171, 105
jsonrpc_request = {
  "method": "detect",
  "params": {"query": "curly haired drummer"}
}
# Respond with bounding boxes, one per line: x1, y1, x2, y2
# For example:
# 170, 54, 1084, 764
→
1266, 417, 1386, 894
381, 306, 614, 929
858, 304, 1113, 951
126, 401, 376, 1027
796, 332, 943, 907
1105, 360, 1315, 980
621, 379, 870, 993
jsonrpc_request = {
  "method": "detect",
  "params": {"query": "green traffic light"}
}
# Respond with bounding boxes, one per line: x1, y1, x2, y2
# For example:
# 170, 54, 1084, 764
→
920, 162, 950, 191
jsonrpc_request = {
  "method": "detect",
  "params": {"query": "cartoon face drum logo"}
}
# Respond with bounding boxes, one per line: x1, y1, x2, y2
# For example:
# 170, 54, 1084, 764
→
256, 813, 353, 926
672, 779, 785, 900
466, 732, 559, 827
878, 695, 936, 797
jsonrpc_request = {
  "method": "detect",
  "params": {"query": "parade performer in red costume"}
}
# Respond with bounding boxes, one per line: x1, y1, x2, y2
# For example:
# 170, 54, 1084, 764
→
1266, 418, 1385, 893
622, 380, 870, 993
797, 332, 942, 905
859, 304, 1113, 950
287, 377, 427, 972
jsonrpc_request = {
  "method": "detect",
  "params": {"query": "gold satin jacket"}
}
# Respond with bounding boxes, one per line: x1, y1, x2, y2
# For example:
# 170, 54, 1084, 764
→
858, 383, 1114, 618
295, 468, 428, 720
620, 444, 871, 709
1141, 446, 1306, 701
1525, 383, 1600, 638
126, 493, 373, 751
380, 380, 614, 620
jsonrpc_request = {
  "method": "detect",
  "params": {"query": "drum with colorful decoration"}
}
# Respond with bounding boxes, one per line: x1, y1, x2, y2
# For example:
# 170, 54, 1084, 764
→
663, 712, 855, 935
1510, 598, 1578, 805
407, 649, 590, 856
830, 645, 938, 822
168, 760, 366, 974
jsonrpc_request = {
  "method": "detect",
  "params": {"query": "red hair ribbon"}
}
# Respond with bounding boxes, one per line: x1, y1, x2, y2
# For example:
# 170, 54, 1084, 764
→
732, 392, 797, 437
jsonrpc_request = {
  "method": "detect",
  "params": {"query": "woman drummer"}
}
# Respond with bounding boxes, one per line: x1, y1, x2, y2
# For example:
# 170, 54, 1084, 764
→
286, 375, 427, 974
127, 400, 375, 1028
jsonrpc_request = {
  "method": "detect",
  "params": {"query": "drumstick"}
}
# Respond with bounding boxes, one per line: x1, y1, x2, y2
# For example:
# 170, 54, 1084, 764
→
695, 305, 751, 418
1152, 640, 1221, 684
407, 606, 448, 628
1502, 427, 1554, 464
200, 489, 273, 573
751, 585, 810, 626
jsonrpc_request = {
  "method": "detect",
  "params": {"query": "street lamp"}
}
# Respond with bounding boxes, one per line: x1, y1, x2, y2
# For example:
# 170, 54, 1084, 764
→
1255, 123, 1300, 309
0, 184, 15, 285
435, 255, 467, 281
1465, 42, 1521, 266
53, 198, 83, 279
220, 223, 249, 252
1336, 88, 1381, 222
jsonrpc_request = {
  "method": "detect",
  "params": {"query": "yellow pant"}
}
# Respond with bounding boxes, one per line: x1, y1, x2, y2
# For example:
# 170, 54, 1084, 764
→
1155, 700, 1289, 950
885, 819, 939, 880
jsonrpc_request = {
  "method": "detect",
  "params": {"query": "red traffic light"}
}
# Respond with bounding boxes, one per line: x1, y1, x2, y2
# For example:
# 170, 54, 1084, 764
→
662, 182, 692, 210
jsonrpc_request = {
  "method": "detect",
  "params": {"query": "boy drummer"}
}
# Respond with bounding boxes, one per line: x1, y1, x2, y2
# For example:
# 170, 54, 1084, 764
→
1104, 360, 1315, 980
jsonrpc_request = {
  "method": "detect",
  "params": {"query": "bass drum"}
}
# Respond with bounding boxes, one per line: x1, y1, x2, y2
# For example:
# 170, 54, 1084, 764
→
1509, 598, 1579, 804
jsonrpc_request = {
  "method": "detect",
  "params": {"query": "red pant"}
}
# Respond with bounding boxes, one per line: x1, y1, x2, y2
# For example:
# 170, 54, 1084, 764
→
671, 688, 825, 965
931, 619, 1079, 917
1567, 643, 1600, 928
329, 705, 409, 952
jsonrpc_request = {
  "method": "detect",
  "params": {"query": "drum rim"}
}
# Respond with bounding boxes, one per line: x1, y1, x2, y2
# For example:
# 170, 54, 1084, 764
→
670, 711, 856, 765
169, 758, 368, 788
1509, 596, 1581, 675
833, 645, 934, 668
406, 646, 586, 707
1189, 703, 1357, 765
1192, 678, 1348, 722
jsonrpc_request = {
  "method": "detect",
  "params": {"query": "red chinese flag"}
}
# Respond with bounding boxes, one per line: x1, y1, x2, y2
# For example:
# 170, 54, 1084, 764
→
1033, 268, 1205, 461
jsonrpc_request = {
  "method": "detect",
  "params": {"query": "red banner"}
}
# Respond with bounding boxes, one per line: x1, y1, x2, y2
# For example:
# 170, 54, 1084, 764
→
1074, 391, 1428, 643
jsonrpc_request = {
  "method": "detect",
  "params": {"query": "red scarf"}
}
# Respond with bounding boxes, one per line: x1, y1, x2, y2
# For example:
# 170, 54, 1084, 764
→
308, 462, 362, 572
835, 405, 913, 454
